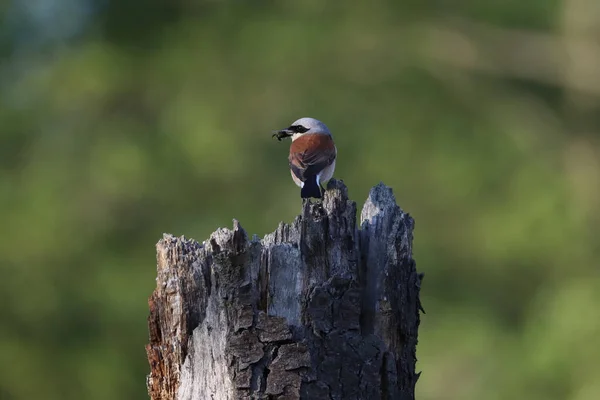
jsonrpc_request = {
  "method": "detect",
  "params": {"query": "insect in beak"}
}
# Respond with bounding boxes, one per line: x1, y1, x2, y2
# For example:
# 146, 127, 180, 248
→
272, 129, 293, 141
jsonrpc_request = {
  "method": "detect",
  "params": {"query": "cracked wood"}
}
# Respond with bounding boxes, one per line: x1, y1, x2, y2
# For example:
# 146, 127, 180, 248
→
146, 179, 423, 400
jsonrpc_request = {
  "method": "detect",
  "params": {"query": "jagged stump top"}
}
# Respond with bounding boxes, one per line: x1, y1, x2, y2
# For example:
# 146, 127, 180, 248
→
147, 179, 422, 400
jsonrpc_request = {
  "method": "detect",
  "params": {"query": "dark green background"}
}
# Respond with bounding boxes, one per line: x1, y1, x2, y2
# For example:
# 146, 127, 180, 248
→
2, 1, 599, 399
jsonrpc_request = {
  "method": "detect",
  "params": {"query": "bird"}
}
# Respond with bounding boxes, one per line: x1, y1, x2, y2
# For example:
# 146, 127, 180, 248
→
272, 117, 337, 199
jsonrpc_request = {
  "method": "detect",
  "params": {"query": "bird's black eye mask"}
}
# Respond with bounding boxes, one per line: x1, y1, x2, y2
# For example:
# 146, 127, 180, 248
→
289, 125, 309, 133
272, 124, 310, 141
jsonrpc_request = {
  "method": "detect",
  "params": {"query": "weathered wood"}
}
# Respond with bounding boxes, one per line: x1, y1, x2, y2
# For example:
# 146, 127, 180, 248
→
146, 179, 423, 400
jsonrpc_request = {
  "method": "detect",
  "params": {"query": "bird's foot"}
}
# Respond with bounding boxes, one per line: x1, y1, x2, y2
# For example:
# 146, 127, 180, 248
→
319, 184, 326, 198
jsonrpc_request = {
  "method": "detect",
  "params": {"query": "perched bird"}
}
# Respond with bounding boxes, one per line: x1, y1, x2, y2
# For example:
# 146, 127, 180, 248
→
273, 117, 337, 199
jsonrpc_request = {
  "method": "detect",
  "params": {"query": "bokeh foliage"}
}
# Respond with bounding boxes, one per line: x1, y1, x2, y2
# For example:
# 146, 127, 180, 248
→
1, 1, 599, 399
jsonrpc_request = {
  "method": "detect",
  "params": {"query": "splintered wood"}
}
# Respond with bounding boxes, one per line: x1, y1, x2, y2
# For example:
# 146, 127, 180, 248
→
146, 179, 423, 400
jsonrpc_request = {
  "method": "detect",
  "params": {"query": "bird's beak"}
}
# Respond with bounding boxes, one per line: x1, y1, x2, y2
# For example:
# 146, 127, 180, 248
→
272, 128, 294, 141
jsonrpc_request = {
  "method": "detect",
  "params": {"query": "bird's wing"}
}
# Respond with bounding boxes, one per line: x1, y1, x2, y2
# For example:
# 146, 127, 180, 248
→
288, 134, 336, 182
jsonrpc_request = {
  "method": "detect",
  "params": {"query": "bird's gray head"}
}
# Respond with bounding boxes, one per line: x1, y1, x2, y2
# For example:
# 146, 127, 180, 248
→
273, 117, 331, 141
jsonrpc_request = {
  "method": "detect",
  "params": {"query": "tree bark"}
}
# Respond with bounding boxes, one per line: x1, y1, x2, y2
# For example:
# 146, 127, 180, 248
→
146, 179, 423, 400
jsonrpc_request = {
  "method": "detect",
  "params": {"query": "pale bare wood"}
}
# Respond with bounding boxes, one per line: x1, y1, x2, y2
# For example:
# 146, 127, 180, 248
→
146, 179, 423, 400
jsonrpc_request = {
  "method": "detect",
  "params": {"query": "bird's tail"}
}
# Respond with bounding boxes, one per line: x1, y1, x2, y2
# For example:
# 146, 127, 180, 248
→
301, 175, 322, 199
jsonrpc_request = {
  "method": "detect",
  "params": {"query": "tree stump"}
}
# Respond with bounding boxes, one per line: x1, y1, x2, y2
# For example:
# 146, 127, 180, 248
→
146, 179, 423, 400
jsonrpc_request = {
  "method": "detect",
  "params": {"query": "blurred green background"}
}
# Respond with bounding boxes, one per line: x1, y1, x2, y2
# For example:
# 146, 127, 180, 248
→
1, 1, 599, 399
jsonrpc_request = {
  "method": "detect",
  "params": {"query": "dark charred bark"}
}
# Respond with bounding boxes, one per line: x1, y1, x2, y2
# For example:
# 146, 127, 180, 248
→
146, 179, 423, 400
